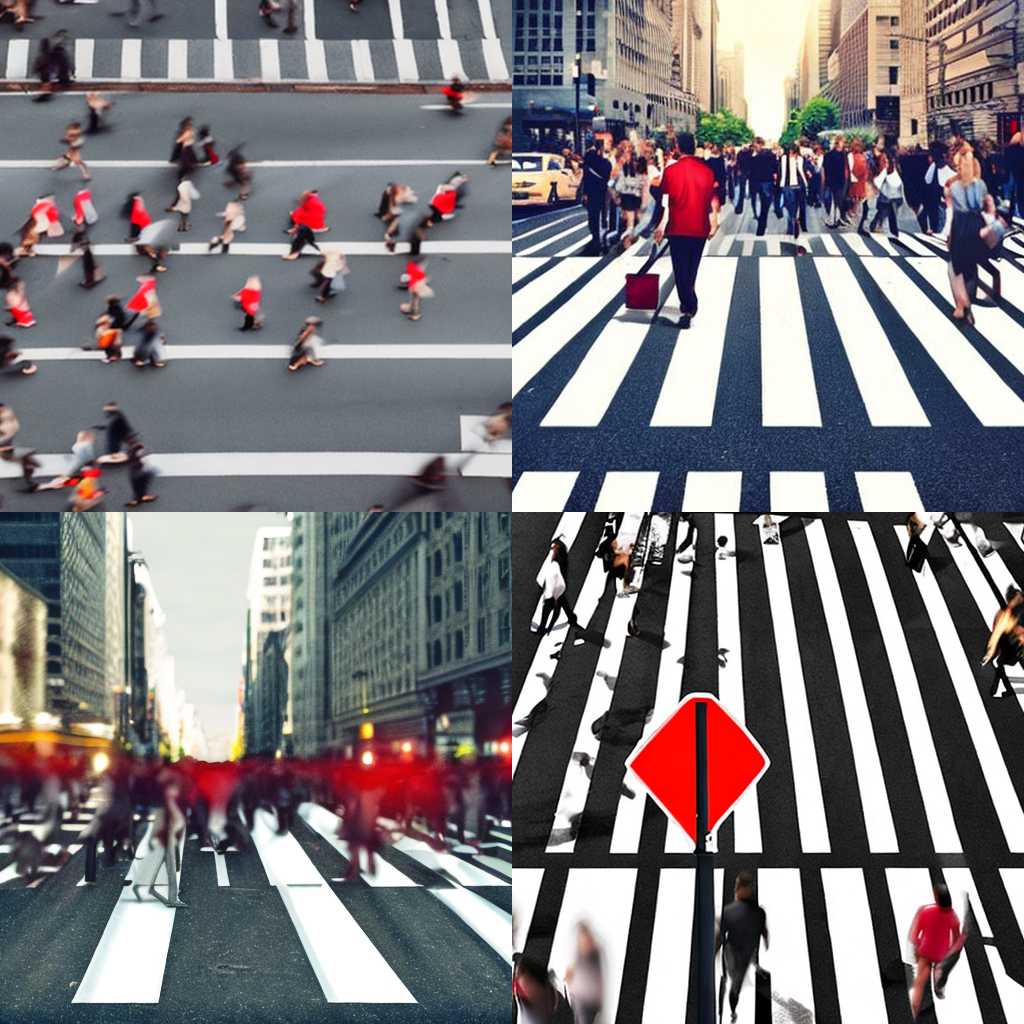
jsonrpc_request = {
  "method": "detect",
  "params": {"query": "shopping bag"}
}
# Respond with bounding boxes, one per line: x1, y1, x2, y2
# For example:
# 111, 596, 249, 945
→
754, 966, 772, 1024
624, 241, 667, 310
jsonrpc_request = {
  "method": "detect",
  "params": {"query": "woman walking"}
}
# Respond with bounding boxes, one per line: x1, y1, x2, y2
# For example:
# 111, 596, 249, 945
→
85, 91, 112, 133
287, 316, 325, 371
846, 138, 869, 231
197, 125, 219, 166
133, 320, 168, 368
224, 147, 251, 199
72, 228, 105, 289
125, 442, 158, 506
233, 274, 263, 330
168, 176, 199, 232
982, 585, 1024, 697
90, 313, 123, 363
53, 121, 90, 180
534, 538, 578, 636
870, 151, 905, 237
124, 192, 151, 242
908, 883, 963, 1018
282, 189, 327, 260
380, 183, 403, 251
209, 199, 246, 254
133, 773, 187, 908
170, 117, 198, 179
5, 278, 35, 328
311, 246, 347, 303
613, 153, 644, 249
946, 142, 993, 325
400, 256, 431, 322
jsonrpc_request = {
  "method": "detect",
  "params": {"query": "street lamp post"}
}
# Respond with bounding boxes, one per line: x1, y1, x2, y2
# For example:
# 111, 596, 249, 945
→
574, 2, 583, 154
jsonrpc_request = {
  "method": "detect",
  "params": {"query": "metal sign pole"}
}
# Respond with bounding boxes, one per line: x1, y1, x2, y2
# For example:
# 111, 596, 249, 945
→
695, 701, 715, 1024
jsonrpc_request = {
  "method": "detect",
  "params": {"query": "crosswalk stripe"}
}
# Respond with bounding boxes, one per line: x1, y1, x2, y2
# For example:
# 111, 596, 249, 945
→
438, 40, 467, 80
167, 39, 188, 79
822, 868, 889, 1022
895, 233, 936, 256
682, 473, 742, 511
387, 0, 405, 36
805, 520, 899, 851
714, 513, 762, 852
513, 259, 589, 330
869, 234, 899, 255
391, 835, 508, 887
121, 38, 141, 80
848, 520, 962, 852
512, 256, 548, 285
75, 39, 94, 80
259, 38, 281, 82
513, 212, 583, 243
512, 471, 578, 512
650, 258, 736, 426
305, 39, 329, 82
758, 869, 816, 1020
861, 257, 1024, 426
481, 38, 509, 80
855, 471, 923, 511
900, 527, 1024, 852
593, 472, 659, 511
351, 40, 374, 82
813, 257, 930, 426
762, 537, 831, 852
512, 867, 545, 953
841, 232, 873, 256
760, 259, 822, 426
213, 38, 233, 80
516, 221, 589, 257
23, 345, 508, 362
429, 886, 512, 963
214, 0, 228, 38
5, 39, 28, 79
641, 869, 695, 1021
393, 38, 418, 80
435, 0, 453, 37
817, 231, 841, 255
768, 471, 829, 511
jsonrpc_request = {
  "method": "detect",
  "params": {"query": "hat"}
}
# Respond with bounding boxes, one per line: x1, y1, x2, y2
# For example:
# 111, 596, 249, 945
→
304, 316, 322, 325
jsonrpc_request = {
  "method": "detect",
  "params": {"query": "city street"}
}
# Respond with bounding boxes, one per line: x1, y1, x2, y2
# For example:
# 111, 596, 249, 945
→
513, 512, 1024, 1023
512, 196, 1024, 511
0, 0, 511, 85
0, 91, 512, 509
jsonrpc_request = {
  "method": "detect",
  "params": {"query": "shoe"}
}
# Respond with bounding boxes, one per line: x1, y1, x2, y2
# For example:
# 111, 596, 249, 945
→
676, 314, 691, 330
132, 883, 145, 901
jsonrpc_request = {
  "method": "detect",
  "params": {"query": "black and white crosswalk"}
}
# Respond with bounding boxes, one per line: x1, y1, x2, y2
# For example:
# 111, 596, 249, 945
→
513, 231, 1024, 510
0, 801, 510, 1022
512, 512, 1024, 1023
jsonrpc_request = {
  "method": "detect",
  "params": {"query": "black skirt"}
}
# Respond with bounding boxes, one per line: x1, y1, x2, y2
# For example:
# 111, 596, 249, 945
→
949, 209, 986, 277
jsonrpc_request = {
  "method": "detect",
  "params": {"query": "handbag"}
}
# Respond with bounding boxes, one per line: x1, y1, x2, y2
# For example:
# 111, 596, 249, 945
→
624, 241, 668, 311
754, 966, 772, 1024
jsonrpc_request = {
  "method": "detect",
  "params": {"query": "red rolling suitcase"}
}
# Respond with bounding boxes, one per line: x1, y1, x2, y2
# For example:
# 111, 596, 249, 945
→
624, 242, 668, 311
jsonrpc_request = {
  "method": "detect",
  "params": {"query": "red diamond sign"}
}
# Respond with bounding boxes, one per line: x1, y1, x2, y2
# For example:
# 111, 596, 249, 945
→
625, 693, 769, 845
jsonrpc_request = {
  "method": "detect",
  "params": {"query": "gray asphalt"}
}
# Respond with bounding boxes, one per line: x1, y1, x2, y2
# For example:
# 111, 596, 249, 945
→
0, 90, 512, 510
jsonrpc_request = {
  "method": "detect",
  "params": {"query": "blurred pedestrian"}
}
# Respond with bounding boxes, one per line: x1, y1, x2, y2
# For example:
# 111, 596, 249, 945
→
85, 92, 112, 133
400, 256, 431, 321
49, 31, 73, 90
133, 320, 168, 368
168, 177, 199, 232
209, 199, 246, 254
234, 275, 263, 330
716, 870, 769, 1024
97, 402, 136, 464
72, 228, 105, 289
197, 125, 219, 165
124, 275, 161, 328
534, 539, 578, 636
287, 316, 324, 371
73, 187, 98, 229
170, 117, 197, 178
982, 585, 1024, 698
564, 923, 603, 1024
53, 121, 90, 180
225, 147, 252, 199
126, 442, 159, 506
88, 313, 123, 362
259, 0, 281, 27
0, 402, 19, 457
123, 192, 151, 242
513, 954, 575, 1024
311, 246, 347, 303
909, 883, 962, 1018
283, 189, 328, 259
133, 772, 187, 909
5, 277, 35, 328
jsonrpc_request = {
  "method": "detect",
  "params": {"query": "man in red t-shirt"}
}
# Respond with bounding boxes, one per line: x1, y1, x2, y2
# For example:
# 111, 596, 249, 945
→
653, 132, 720, 329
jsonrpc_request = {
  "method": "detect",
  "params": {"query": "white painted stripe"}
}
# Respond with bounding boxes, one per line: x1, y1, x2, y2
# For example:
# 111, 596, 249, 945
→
120, 39, 142, 81
848, 521, 962, 851
817, 232, 841, 255
551, 233, 592, 257
393, 835, 508, 886
512, 256, 548, 282
886, 867, 984, 1023
477, 0, 497, 37
769, 471, 829, 511
305, 39, 328, 82
250, 810, 414, 1002
741, 238, 754, 256
472, 854, 512, 880
22, 344, 508, 362
841, 232, 873, 256
482, 39, 510, 80
213, 851, 229, 886
855, 471, 923, 512
516, 220, 589, 256
901, 528, 1024, 852
895, 233, 935, 255
514, 260, 624, 394
764, 236, 782, 256
548, 869, 636, 1024
351, 40, 374, 83
762, 535, 831, 852
511, 868, 544, 953
861, 257, 1024, 425
5, 40, 28, 79
213, 39, 233, 81
303, 0, 316, 39
642, 869, 695, 1022
438, 40, 468, 80
650, 258, 737, 426
760, 259, 821, 426
37, 239, 509, 256
682, 473, 742, 512
513, 212, 583, 243
823, 868, 888, 1023
593, 472, 659, 512
75, 39, 94, 80
715, 513, 762, 852
804, 520, 898, 852
259, 39, 281, 83
214, 0, 228, 38
434, 0, 452, 38
512, 472, 578, 512
298, 804, 415, 886
393, 39, 418, 81
386, 0, 404, 35
814, 257, 929, 426
0, 158, 490, 169
869, 234, 899, 255
430, 887, 512, 962
0, 451, 509, 480
758, 869, 815, 1021
167, 39, 188, 80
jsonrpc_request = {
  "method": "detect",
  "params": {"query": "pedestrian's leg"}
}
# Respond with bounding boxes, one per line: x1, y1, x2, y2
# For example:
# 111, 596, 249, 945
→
537, 598, 554, 634
683, 237, 705, 317
556, 594, 577, 627
668, 236, 687, 312
910, 958, 931, 1019
888, 201, 899, 237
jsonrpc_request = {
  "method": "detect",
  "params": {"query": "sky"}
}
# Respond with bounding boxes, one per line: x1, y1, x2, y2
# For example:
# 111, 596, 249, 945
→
127, 512, 286, 760
718, 0, 811, 138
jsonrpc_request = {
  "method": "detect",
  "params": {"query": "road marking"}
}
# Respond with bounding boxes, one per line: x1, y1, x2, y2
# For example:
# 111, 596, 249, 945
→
259, 39, 281, 82
650, 257, 736, 426
760, 258, 821, 426
305, 39, 328, 82
511, 472, 578, 512
513, 212, 583, 243
511, 868, 544, 953
817, 232, 840, 255
854, 471, 923, 511
895, 233, 936, 255
250, 810, 415, 1003
22, 344, 508, 362
200, 846, 230, 886
477, 0, 497, 37
516, 220, 589, 256
120, 39, 142, 81
870, 234, 899, 255
822, 868, 888, 1023
74, 40, 95, 80
351, 40, 374, 83
5, 40, 28, 79
813, 257, 929, 426
419, 101, 511, 109
841, 232, 873, 256
481, 39, 510, 80
34, 240, 510, 256
683, 474, 742, 512
303, 0, 316, 39
213, 39, 233, 81
434, 0, 452, 38
438, 40, 467, 80
387, 0, 404, 37
214, 0, 228, 39
392, 835, 509, 887
393, 39, 418, 81
167, 39, 188, 80
0, 452, 510, 480
0, 158, 494, 169
758, 869, 816, 1021
592, 472, 659, 511
768, 471, 829, 511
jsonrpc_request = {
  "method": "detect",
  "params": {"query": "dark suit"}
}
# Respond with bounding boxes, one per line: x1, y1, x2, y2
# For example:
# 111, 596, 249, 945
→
581, 150, 611, 252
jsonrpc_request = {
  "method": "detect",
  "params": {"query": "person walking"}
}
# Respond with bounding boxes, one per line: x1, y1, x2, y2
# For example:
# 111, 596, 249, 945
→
224, 146, 252, 199
311, 246, 348, 303
400, 256, 432, 321
908, 883, 962, 1018
133, 773, 187, 908
5, 278, 35, 328
233, 275, 263, 330
73, 187, 98, 230
870, 151, 906, 236
534, 538, 578, 636
946, 142, 993, 325
564, 923, 603, 1024
125, 442, 158, 506
49, 31, 73, 91
85, 92, 112, 134
31, 38, 52, 100
168, 177, 199, 232
487, 115, 512, 166
197, 125, 219, 166
856, 137, 884, 233
170, 117, 197, 177
822, 135, 849, 228
652, 132, 719, 330
97, 402, 136, 464
53, 121, 90, 180
89, 313, 123, 363
0, 403, 19, 458
982, 586, 1024, 698
17, 195, 63, 259
282, 189, 327, 259
287, 316, 325, 371
124, 192, 151, 242
581, 139, 611, 255
748, 138, 777, 236
513, 954, 575, 1024
71, 228, 105, 289
209, 199, 246, 254
380, 184, 404, 251
778, 142, 810, 240
734, 142, 752, 215
846, 138, 869, 230
612, 153, 644, 250
920, 142, 953, 235
124, 276, 161, 329
259, 0, 282, 27
133, 320, 168, 368
1005, 131, 1024, 219
716, 870, 769, 1024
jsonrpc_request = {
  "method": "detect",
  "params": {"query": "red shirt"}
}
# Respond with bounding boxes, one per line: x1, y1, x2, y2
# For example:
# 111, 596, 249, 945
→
431, 188, 457, 217
912, 904, 960, 963
661, 156, 717, 238
292, 193, 326, 231
130, 198, 151, 229
406, 261, 426, 291
238, 287, 260, 315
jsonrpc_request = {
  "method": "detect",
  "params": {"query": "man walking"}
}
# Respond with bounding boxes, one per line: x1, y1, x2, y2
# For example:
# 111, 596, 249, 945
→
749, 138, 778, 236
717, 870, 769, 1024
822, 135, 849, 229
652, 132, 719, 330
581, 140, 611, 255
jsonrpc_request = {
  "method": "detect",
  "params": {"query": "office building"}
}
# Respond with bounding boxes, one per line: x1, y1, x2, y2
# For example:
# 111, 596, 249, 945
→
0, 563, 47, 729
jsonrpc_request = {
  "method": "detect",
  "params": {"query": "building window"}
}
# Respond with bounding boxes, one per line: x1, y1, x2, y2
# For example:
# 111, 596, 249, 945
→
433, 594, 442, 623
477, 616, 487, 651
498, 513, 509, 534
434, 513, 444, 528
454, 581, 463, 612
478, 565, 490, 603
432, 640, 442, 667
455, 631, 464, 659
446, 634, 452, 662
453, 533, 463, 562
499, 610, 511, 646
434, 550, 442, 576
499, 555, 510, 592
888, 66, 898, 85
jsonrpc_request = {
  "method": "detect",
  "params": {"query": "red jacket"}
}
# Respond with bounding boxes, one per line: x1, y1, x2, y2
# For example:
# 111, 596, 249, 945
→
237, 287, 260, 316
430, 188, 457, 217
130, 197, 151, 229
291, 193, 326, 231
406, 261, 426, 291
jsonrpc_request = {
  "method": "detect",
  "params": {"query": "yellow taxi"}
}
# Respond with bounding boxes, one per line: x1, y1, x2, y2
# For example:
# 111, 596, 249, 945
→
512, 153, 580, 207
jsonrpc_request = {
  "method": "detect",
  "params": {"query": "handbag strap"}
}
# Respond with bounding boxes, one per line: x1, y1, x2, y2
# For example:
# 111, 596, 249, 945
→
638, 240, 669, 276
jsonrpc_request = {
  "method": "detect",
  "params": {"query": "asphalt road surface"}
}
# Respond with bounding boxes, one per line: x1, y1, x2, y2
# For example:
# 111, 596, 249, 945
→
0, 799, 512, 1024
513, 511, 1024, 1024
512, 193, 1024, 510
0, 90, 512, 510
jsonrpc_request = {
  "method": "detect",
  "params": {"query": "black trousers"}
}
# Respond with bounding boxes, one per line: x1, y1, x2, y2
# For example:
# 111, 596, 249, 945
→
585, 190, 606, 250
289, 225, 319, 255
668, 235, 707, 317
538, 595, 576, 635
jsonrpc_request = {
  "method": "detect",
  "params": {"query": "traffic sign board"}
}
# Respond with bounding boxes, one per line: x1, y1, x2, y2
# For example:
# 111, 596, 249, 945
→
625, 693, 769, 845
